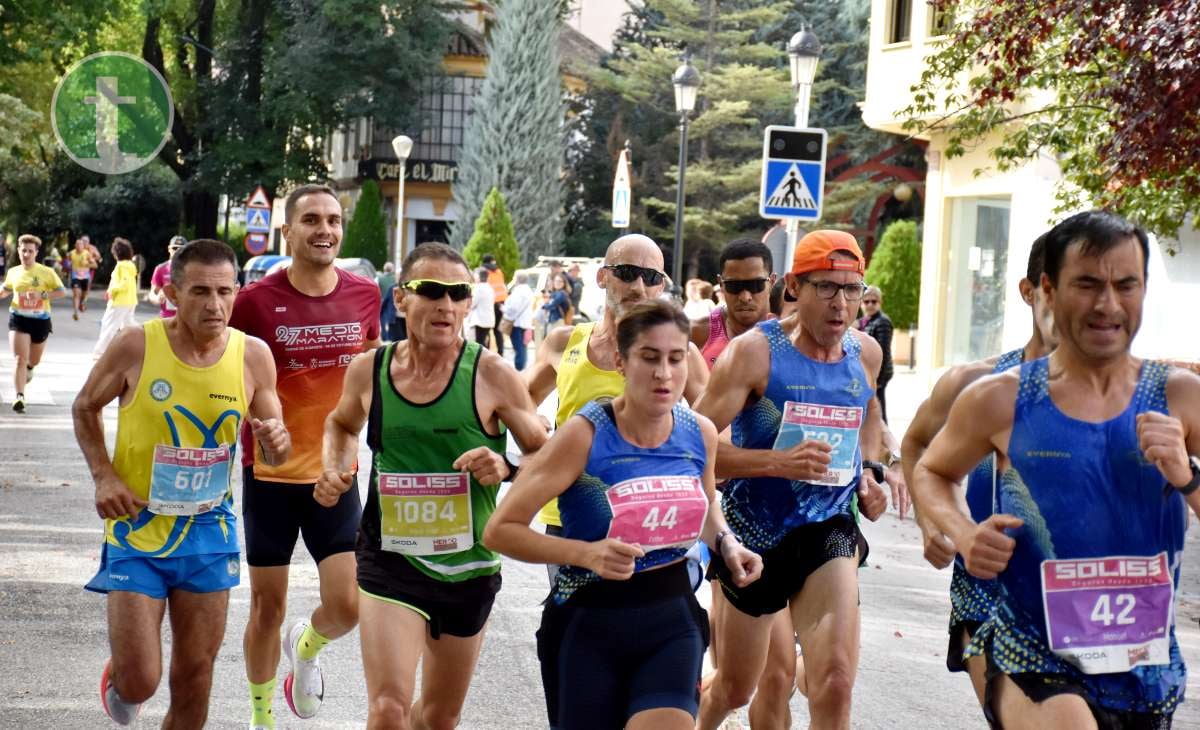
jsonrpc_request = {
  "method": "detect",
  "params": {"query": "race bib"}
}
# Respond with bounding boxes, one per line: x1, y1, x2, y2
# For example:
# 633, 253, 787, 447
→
16, 290, 43, 316
1041, 553, 1174, 674
773, 401, 863, 486
378, 472, 472, 556
605, 475, 708, 550
148, 445, 232, 515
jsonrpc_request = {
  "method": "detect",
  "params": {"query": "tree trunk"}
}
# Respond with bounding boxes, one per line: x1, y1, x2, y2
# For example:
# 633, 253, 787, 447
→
185, 189, 220, 237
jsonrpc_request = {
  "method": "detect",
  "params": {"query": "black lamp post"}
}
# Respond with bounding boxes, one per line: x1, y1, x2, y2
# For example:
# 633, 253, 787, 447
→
671, 56, 700, 287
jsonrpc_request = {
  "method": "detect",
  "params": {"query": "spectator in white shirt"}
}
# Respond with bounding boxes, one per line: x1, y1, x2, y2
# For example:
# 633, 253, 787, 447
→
501, 272, 535, 370
467, 268, 495, 347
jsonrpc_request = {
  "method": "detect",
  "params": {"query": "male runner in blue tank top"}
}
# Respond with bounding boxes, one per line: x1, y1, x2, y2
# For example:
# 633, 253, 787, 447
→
913, 210, 1200, 728
902, 231, 1058, 705
695, 230, 893, 730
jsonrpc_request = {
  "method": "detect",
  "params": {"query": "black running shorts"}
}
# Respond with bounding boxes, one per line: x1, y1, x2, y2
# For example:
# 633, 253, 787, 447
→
241, 466, 361, 567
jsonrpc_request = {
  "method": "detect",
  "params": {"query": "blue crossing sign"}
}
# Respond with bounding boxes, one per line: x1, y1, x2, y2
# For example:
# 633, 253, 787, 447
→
759, 126, 827, 222
245, 206, 271, 234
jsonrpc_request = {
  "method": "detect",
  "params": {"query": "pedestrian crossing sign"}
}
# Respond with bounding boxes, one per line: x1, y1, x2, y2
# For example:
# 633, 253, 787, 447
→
245, 206, 271, 233
759, 126, 827, 222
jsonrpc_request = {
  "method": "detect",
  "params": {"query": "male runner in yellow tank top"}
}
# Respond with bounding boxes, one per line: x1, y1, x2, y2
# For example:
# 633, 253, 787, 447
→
525, 234, 710, 566
73, 239, 290, 728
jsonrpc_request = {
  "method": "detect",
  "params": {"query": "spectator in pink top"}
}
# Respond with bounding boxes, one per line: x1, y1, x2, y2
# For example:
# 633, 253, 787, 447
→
148, 236, 188, 318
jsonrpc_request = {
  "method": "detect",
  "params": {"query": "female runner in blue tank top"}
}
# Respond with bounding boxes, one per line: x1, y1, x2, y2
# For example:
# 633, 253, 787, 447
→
485, 300, 763, 730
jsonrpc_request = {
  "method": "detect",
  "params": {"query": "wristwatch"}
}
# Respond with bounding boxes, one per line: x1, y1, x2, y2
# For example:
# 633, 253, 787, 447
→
1179, 456, 1200, 497
862, 460, 886, 484
714, 529, 740, 557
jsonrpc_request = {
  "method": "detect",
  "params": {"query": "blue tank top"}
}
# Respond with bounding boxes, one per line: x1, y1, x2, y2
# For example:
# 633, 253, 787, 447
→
949, 348, 1026, 629
722, 320, 874, 552
967, 358, 1188, 714
552, 400, 707, 605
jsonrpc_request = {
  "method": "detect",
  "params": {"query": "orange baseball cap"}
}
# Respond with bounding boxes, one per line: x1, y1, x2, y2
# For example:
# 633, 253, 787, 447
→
791, 230, 865, 275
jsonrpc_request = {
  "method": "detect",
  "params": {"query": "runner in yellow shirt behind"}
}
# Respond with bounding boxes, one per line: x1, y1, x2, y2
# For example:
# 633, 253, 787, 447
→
0, 234, 67, 412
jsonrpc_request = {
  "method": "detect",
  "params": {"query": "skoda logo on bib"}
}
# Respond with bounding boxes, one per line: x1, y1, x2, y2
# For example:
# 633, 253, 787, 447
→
150, 379, 172, 401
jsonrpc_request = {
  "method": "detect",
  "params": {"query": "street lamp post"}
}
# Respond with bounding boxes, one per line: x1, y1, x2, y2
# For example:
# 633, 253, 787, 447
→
671, 57, 700, 288
784, 28, 822, 266
391, 135, 414, 269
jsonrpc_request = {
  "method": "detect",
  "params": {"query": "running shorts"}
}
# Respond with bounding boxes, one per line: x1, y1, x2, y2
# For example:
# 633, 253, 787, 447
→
241, 466, 361, 567
983, 655, 1173, 730
85, 543, 240, 599
538, 560, 708, 730
356, 532, 501, 639
708, 513, 868, 617
9, 313, 51, 344
71, 277, 91, 291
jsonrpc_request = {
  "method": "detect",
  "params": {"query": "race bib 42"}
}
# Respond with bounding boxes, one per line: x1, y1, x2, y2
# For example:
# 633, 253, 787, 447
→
1041, 553, 1174, 674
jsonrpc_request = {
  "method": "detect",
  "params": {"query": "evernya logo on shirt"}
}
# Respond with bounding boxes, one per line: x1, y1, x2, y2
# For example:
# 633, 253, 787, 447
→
274, 322, 363, 348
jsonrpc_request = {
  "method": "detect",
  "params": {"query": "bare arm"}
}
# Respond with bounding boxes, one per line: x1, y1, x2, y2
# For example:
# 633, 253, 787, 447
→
362, 337, 383, 352
525, 326, 572, 406
683, 343, 709, 404
313, 351, 375, 506
1154, 368, 1200, 519
697, 414, 763, 587
72, 328, 146, 519
694, 332, 832, 481
913, 373, 1023, 578
689, 316, 710, 350
243, 337, 290, 466
484, 416, 646, 575
480, 353, 549, 456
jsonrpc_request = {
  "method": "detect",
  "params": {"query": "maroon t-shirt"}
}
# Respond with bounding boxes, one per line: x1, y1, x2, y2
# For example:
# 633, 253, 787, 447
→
229, 267, 380, 481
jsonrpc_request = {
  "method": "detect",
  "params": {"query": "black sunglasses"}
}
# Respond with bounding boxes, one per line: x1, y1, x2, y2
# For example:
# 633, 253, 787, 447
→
604, 264, 666, 286
402, 279, 472, 301
720, 277, 769, 296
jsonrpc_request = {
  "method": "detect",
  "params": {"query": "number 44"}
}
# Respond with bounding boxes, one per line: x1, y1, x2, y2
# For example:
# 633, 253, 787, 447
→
641, 506, 679, 531
1090, 593, 1136, 626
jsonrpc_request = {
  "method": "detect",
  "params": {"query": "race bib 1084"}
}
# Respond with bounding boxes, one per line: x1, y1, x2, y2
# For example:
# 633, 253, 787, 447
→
378, 472, 472, 556
773, 401, 863, 486
605, 475, 707, 550
1041, 553, 1174, 674
148, 444, 232, 515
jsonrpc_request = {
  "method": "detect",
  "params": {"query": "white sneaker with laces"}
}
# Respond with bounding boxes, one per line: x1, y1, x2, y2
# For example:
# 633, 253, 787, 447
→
283, 620, 324, 719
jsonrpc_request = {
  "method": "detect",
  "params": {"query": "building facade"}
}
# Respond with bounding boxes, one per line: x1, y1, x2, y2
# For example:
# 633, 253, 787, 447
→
323, 11, 603, 263
861, 0, 1200, 385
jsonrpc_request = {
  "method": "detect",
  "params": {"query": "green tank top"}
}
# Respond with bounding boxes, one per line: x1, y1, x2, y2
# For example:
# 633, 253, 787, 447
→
363, 340, 507, 582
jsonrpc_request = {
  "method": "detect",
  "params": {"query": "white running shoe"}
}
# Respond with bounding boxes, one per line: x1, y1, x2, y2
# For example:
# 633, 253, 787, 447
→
100, 659, 141, 726
283, 620, 324, 719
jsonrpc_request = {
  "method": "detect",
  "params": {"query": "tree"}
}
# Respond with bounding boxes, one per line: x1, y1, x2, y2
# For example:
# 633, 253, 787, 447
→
449, 0, 564, 261
462, 187, 521, 281
904, 0, 1200, 236
342, 180, 389, 267
864, 219, 921, 329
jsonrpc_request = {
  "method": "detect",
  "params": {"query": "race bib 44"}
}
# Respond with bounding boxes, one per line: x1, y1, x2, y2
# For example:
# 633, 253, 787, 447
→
774, 401, 862, 486
148, 445, 232, 516
378, 472, 473, 556
605, 475, 707, 550
1041, 553, 1174, 674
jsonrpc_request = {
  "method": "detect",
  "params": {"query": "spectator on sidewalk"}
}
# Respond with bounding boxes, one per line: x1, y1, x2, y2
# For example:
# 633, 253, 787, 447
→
482, 254, 507, 355
857, 285, 894, 422
467, 268, 496, 347
502, 272, 534, 370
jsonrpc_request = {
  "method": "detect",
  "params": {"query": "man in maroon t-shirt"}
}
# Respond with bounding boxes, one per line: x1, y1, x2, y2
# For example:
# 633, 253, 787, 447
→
229, 184, 380, 726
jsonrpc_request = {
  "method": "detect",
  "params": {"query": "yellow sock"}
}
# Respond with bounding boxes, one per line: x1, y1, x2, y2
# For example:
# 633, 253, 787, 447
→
249, 678, 276, 728
298, 623, 331, 661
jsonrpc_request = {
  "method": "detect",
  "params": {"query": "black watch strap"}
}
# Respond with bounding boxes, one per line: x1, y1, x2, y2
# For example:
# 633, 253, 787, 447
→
862, 460, 886, 484
1179, 457, 1200, 496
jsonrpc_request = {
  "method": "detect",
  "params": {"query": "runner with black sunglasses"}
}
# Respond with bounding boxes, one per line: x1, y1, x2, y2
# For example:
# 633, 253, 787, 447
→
525, 234, 711, 585
316, 242, 548, 728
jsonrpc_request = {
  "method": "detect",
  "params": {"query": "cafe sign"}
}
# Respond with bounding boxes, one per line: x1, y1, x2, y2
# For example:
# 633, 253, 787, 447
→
359, 158, 458, 184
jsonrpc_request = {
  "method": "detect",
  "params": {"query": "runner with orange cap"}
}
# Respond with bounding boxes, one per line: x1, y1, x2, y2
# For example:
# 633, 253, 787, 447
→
694, 230, 895, 729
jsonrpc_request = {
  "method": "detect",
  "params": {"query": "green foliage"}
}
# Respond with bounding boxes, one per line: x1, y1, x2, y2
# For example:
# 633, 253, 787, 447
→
69, 163, 182, 283
865, 219, 921, 329
450, 0, 565, 261
343, 180, 389, 267
462, 188, 521, 282
903, 0, 1200, 236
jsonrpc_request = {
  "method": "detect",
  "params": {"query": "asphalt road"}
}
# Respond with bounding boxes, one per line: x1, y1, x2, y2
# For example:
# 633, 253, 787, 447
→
2, 294, 1199, 728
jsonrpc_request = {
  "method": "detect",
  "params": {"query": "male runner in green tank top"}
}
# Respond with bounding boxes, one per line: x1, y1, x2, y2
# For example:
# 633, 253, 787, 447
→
315, 243, 548, 729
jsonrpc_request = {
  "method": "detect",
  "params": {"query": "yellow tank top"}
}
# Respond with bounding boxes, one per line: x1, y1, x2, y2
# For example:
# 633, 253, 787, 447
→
538, 322, 626, 526
106, 318, 248, 558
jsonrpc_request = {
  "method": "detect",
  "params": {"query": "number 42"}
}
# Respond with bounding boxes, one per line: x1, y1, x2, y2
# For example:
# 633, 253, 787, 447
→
1090, 593, 1136, 626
